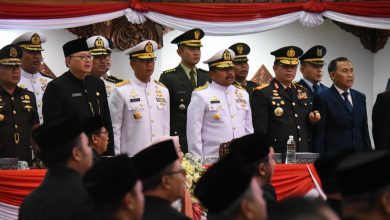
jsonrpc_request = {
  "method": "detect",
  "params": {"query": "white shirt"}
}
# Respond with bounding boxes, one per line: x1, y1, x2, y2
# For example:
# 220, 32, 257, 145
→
186, 82, 253, 162
335, 85, 353, 106
18, 69, 52, 123
109, 76, 170, 156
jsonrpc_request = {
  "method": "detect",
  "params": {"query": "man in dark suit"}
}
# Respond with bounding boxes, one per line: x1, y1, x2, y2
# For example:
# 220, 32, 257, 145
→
19, 115, 97, 220
42, 38, 114, 155
228, 42, 259, 98
372, 90, 390, 150
251, 46, 320, 154
133, 140, 189, 220
313, 57, 371, 155
298, 45, 328, 102
159, 28, 211, 153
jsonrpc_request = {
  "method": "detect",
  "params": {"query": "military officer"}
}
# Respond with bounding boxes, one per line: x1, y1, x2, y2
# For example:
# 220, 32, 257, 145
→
228, 42, 259, 98
86, 35, 126, 97
160, 28, 211, 153
298, 45, 328, 102
12, 32, 53, 123
0, 44, 39, 164
187, 48, 253, 163
251, 46, 320, 154
109, 40, 170, 156
42, 38, 115, 156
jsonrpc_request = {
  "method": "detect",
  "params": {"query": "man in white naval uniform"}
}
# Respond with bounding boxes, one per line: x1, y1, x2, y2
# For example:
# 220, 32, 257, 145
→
187, 49, 253, 163
86, 35, 126, 97
13, 32, 53, 123
109, 40, 170, 156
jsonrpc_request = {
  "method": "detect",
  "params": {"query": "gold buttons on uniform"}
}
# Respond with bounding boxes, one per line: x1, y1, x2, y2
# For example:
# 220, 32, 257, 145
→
297, 125, 301, 130
299, 138, 302, 141
292, 102, 296, 106
174, 131, 178, 134
15, 125, 18, 129
295, 114, 298, 118
11, 97, 14, 101
13, 110, 16, 115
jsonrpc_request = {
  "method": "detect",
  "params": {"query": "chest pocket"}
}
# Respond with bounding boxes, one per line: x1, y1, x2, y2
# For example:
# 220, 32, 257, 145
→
207, 103, 226, 123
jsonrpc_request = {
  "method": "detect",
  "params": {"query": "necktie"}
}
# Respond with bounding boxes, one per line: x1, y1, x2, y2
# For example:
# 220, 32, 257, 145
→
313, 84, 319, 95
342, 91, 353, 113
189, 69, 196, 88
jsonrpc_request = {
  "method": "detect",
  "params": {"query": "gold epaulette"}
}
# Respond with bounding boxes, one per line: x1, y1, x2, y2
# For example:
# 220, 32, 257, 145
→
115, 79, 130, 87
233, 81, 245, 90
194, 82, 209, 91
40, 71, 54, 79
255, 83, 270, 90
104, 74, 125, 84
293, 82, 307, 91
162, 68, 176, 74
154, 80, 167, 88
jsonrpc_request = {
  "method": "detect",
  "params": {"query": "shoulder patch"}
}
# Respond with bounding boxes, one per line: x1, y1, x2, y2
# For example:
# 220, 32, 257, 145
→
194, 82, 209, 91
154, 80, 167, 88
104, 74, 125, 84
162, 68, 176, 74
115, 79, 130, 87
255, 83, 270, 90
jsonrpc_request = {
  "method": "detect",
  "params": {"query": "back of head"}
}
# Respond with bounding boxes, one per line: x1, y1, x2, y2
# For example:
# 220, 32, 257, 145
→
33, 115, 83, 167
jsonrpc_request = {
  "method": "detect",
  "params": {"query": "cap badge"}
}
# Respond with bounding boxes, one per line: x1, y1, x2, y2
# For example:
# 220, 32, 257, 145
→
287, 48, 295, 58
31, 33, 41, 45
223, 50, 231, 61
194, 30, 200, 40
316, 48, 323, 57
10, 47, 18, 57
145, 42, 153, 53
236, 44, 244, 55
94, 37, 104, 48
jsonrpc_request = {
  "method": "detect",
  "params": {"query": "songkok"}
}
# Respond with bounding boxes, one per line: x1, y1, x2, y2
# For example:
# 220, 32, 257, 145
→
299, 45, 326, 66
194, 154, 252, 214
229, 43, 250, 63
0, 44, 22, 66
336, 150, 390, 196
171, 28, 204, 47
12, 32, 46, 51
132, 139, 178, 180
86, 36, 111, 56
271, 46, 303, 66
203, 49, 235, 69
228, 133, 270, 164
124, 40, 157, 60
62, 38, 89, 57
33, 115, 83, 151
84, 154, 138, 205
82, 115, 105, 136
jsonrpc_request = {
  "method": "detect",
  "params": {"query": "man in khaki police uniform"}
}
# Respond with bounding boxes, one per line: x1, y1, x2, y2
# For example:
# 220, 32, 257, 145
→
160, 28, 211, 153
86, 35, 125, 97
187, 48, 253, 163
13, 32, 53, 123
109, 40, 170, 156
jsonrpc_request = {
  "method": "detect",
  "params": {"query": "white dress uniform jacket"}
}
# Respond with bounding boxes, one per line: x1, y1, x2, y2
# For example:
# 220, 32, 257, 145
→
109, 76, 170, 156
187, 81, 253, 161
18, 69, 52, 123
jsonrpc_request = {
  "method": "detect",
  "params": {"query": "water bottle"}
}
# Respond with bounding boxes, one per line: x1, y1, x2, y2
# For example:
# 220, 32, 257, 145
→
285, 135, 296, 164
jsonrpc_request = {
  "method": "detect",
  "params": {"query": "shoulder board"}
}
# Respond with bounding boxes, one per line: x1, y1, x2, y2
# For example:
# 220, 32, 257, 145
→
40, 71, 54, 79
115, 79, 130, 87
255, 83, 270, 90
233, 82, 245, 90
162, 68, 176, 74
293, 82, 307, 91
104, 75, 125, 84
154, 80, 167, 88
194, 82, 209, 91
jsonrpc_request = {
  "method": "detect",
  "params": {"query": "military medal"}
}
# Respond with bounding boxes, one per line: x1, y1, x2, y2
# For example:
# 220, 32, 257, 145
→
274, 107, 284, 117
213, 113, 221, 120
280, 101, 285, 105
0, 114, 4, 122
133, 111, 142, 119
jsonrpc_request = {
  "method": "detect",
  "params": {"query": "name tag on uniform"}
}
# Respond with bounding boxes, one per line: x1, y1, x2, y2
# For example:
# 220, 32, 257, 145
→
130, 98, 141, 102
210, 100, 220, 104
72, 93, 83, 97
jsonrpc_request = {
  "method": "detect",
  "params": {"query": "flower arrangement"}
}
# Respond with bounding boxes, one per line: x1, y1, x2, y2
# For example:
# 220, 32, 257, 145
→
181, 153, 207, 219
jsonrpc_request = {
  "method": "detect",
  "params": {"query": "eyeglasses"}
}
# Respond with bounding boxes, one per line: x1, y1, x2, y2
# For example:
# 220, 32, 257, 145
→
164, 169, 186, 176
69, 55, 94, 61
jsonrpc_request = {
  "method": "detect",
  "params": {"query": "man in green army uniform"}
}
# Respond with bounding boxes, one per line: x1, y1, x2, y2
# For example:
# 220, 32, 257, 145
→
159, 28, 211, 153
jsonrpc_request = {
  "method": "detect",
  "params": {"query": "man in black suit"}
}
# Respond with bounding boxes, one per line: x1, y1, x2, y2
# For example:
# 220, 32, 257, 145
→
372, 90, 390, 150
133, 140, 189, 220
313, 57, 371, 155
42, 38, 114, 155
251, 46, 320, 154
159, 28, 211, 153
19, 115, 97, 220
298, 45, 328, 102
228, 42, 259, 98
